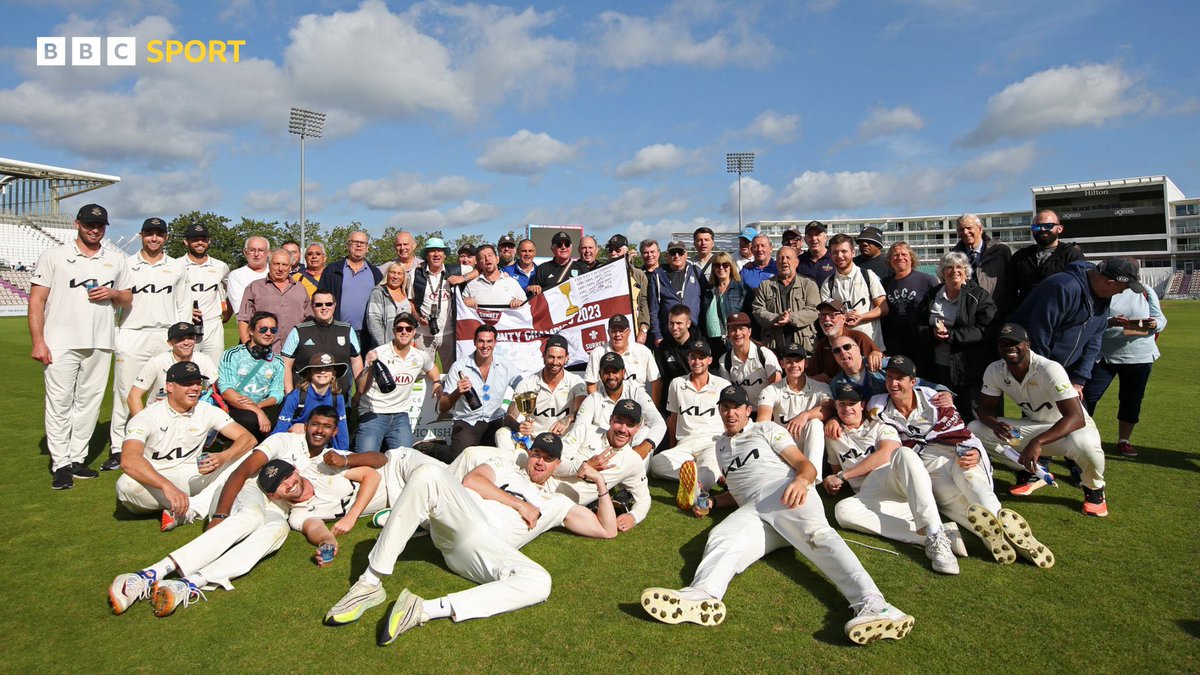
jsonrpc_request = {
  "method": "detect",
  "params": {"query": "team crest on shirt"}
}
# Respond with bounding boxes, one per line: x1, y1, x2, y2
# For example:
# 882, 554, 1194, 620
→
337, 336, 346, 346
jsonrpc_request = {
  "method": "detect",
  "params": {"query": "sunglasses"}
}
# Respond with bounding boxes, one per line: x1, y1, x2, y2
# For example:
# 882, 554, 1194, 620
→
312, 302, 335, 308
831, 343, 856, 353
257, 326, 279, 334
669, 250, 687, 256
394, 325, 415, 333
715, 262, 732, 269
554, 242, 571, 248
349, 240, 369, 246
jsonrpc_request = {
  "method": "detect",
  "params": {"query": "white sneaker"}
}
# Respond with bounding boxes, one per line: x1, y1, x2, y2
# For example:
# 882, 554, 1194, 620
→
371, 508, 391, 528
966, 504, 1016, 564
640, 588, 726, 626
325, 579, 386, 626
845, 596, 914, 644
108, 571, 154, 615
943, 523, 969, 557
378, 589, 429, 646
925, 530, 960, 575
152, 579, 206, 617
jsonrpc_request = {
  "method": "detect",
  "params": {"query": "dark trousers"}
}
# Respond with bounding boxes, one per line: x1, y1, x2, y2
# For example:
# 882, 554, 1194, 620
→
1083, 359, 1153, 424
228, 405, 279, 442
441, 418, 505, 462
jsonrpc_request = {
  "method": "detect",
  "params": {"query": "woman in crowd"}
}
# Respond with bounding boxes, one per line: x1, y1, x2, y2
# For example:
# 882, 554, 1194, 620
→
1082, 284, 1167, 458
700, 251, 749, 355
365, 263, 418, 353
916, 251, 997, 420
272, 352, 350, 450
880, 242, 938, 359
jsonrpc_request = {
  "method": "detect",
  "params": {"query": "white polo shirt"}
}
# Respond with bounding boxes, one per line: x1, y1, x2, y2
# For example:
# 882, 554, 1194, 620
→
226, 265, 267, 315
119, 252, 190, 331
572, 384, 666, 449
980, 352, 1082, 424
667, 373, 731, 441
718, 344, 781, 406
583, 340, 660, 388
867, 387, 942, 441
557, 426, 652, 523
757, 377, 832, 424
184, 256, 230, 322
468, 457, 574, 549
279, 468, 359, 530
123, 399, 234, 470
463, 272, 525, 306
824, 420, 900, 492
132, 351, 218, 403
821, 265, 887, 349
509, 370, 587, 434
31, 242, 131, 351
254, 432, 335, 469
715, 420, 798, 504
360, 343, 436, 414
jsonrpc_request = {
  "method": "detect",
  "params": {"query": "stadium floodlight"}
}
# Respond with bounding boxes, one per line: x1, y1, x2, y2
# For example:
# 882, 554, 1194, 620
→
726, 152, 755, 231
288, 107, 325, 251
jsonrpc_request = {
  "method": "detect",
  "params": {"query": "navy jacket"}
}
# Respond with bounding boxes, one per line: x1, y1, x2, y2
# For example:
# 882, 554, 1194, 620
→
315, 258, 382, 325
649, 263, 704, 342
1007, 262, 1108, 385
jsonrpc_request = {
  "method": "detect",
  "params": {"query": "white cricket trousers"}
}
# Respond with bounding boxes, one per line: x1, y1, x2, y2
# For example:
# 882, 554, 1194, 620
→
790, 419, 827, 480
968, 418, 1105, 490
916, 443, 1002, 529
367, 463, 552, 622
649, 435, 723, 489
115, 454, 248, 518
834, 446, 945, 546
448, 444, 513, 481
688, 479, 881, 606
195, 321, 226, 368
169, 486, 287, 591
43, 348, 111, 471
111, 327, 169, 450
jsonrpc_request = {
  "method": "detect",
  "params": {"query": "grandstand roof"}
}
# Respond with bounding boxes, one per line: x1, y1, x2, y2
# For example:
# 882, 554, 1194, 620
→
0, 157, 120, 216
0, 157, 120, 184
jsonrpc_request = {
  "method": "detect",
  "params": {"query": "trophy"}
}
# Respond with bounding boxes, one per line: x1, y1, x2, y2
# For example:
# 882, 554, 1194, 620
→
512, 392, 539, 449
558, 280, 580, 317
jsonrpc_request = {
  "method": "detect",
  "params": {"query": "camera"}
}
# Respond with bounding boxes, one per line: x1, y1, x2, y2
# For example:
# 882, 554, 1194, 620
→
428, 315, 440, 336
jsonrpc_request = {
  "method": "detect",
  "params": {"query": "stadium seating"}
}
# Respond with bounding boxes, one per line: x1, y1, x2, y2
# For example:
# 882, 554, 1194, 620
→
1167, 271, 1184, 294
0, 213, 123, 309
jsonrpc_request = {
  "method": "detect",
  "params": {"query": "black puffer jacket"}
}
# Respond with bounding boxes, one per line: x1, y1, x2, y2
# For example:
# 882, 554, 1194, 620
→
916, 281, 998, 388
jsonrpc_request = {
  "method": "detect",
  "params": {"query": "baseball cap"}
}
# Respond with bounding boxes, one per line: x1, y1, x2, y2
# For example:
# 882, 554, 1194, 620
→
884, 355, 917, 378
167, 321, 200, 341
739, 226, 759, 242
726, 312, 751, 328
165, 361, 206, 384
257, 459, 296, 495
687, 339, 712, 357
76, 203, 109, 226
606, 234, 629, 251
782, 229, 801, 242
530, 432, 563, 459
141, 217, 168, 233
600, 351, 625, 371
997, 323, 1029, 344
457, 244, 477, 256
667, 240, 688, 253
817, 299, 845, 313
551, 231, 573, 246
804, 220, 827, 234
856, 226, 884, 248
300, 352, 348, 378
184, 222, 210, 239
608, 314, 631, 330
393, 312, 418, 328
717, 384, 750, 407
423, 237, 449, 254
544, 334, 569, 353
781, 343, 809, 359
834, 382, 863, 401
613, 398, 642, 423
498, 234, 516, 247
1096, 257, 1146, 293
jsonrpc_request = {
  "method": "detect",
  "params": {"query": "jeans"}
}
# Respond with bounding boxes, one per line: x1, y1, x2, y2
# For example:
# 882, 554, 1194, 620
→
1082, 359, 1153, 424
356, 411, 413, 453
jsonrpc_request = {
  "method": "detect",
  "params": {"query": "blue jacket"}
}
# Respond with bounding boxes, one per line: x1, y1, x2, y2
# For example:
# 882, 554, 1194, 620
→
1007, 262, 1108, 385
649, 264, 704, 342
272, 385, 350, 450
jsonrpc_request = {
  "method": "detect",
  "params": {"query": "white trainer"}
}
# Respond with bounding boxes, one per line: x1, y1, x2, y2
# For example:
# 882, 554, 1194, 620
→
152, 579, 206, 617
925, 530, 961, 575
108, 572, 154, 615
378, 589, 430, 646
640, 588, 726, 626
325, 579, 386, 626
943, 522, 969, 557
845, 596, 914, 644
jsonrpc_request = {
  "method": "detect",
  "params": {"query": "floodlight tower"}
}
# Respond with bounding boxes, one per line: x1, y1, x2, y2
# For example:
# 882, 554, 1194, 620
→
288, 107, 325, 251
726, 152, 755, 231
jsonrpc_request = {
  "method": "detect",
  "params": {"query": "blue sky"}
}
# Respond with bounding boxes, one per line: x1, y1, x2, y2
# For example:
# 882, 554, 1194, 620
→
2, 0, 1197, 245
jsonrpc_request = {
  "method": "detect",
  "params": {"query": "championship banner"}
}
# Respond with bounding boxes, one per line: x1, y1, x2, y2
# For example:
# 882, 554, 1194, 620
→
454, 262, 634, 374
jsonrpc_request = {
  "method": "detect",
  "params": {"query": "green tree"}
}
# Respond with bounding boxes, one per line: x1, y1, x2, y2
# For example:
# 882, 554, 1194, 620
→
322, 222, 365, 262
166, 211, 235, 261
448, 233, 488, 265
369, 226, 400, 265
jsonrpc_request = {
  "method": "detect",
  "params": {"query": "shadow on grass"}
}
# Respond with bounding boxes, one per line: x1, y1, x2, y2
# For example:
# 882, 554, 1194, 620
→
1101, 445, 1200, 474
1176, 619, 1200, 639
344, 531, 447, 587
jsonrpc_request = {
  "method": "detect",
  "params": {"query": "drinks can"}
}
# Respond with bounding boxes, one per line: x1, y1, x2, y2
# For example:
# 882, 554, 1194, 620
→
695, 491, 711, 517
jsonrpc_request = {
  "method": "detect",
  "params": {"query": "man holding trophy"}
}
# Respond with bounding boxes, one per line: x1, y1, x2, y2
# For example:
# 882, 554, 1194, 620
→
494, 335, 587, 455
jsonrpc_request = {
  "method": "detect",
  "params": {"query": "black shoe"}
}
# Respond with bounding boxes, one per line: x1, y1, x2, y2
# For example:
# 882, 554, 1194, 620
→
1064, 460, 1083, 488
52, 466, 74, 490
71, 462, 99, 479
100, 454, 122, 471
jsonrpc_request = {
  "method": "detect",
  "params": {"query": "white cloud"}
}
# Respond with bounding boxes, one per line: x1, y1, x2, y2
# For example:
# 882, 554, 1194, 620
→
593, 1, 773, 69
959, 143, 1037, 180
724, 176, 774, 216
776, 169, 951, 213
961, 62, 1154, 146
243, 189, 295, 215
615, 143, 695, 178
344, 174, 483, 211
446, 200, 502, 226
858, 105, 925, 141
743, 110, 800, 144
477, 130, 579, 175
386, 199, 503, 231
522, 187, 692, 235
64, 169, 220, 239
609, 187, 690, 221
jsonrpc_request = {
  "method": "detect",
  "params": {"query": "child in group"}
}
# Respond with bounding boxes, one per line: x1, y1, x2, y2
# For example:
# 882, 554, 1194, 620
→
274, 353, 350, 450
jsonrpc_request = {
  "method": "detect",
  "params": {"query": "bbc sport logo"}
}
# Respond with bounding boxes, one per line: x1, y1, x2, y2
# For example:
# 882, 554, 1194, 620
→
36, 37, 246, 66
